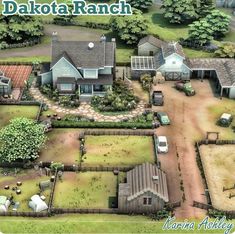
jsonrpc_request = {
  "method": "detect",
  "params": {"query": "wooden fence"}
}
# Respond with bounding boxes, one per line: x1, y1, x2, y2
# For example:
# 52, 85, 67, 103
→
48, 171, 58, 212
52, 208, 120, 214
83, 129, 155, 136
0, 211, 49, 217
193, 201, 213, 210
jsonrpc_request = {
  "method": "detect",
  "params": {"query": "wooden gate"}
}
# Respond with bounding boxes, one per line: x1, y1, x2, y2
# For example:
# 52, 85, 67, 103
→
165, 72, 182, 81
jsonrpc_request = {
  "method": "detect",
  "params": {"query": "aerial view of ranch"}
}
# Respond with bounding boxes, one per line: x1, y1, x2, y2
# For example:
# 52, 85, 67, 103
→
0, 0, 235, 233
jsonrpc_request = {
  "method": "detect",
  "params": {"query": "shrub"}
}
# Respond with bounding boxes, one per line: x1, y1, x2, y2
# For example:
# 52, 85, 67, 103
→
215, 43, 235, 58
52, 120, 153, 129
140, 74, 153, 91
91, 80, 140, 112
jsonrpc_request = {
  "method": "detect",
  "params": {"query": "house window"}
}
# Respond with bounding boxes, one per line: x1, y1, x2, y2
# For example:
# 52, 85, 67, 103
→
172, 61, 176, 64
60, 84, 73, 91
143, 197, 152, 205
149, 51, 154, 56
84, 69, 98, 79
80, 85, 92, 94
93, 85, 105, 92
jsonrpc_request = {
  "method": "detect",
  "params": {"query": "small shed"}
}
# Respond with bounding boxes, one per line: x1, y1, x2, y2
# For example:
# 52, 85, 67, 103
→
118, 163, 169, 214
28, 195, 48, 212
39, 180, 51, 191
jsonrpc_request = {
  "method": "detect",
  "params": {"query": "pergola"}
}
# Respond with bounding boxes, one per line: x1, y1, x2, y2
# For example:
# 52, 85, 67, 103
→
131, 56, 156, 71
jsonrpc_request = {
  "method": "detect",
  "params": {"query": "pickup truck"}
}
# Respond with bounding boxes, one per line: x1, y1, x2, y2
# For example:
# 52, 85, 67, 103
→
152, 91, 164, 106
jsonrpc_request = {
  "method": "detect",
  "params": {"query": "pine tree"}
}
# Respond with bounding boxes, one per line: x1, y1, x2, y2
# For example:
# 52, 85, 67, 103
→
196, 0, 215, 18
161, 0, 198, 24
127, 0, 153, 11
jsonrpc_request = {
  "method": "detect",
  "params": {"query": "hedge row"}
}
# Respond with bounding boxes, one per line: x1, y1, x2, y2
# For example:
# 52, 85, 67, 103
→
52, 120, 153, 129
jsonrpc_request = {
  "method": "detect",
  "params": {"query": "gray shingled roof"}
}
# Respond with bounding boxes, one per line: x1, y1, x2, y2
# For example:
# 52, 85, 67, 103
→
51, 41, 115, 69
57, 77, 76, 84
77, 75, 113, 85
124, 163, 169, 202
189, 58, 235, 87
138, 35, 166, 48
162, 42, 185, 58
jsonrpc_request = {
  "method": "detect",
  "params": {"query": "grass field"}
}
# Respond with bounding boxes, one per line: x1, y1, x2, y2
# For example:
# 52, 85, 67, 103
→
200, 145, 235, 211
207, 99, 235, 139
54, 172, 117, 208
0, 169, 50, 212
0, 105, 39, 128
39, 129, 80, 164
83, 136, 155, 167
0, 214, 234, 233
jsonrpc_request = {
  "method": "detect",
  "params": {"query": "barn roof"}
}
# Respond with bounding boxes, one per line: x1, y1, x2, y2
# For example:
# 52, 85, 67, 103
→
138, 35, 165, 48
189, 58, 235, 87
162, 42, 185, 58
123, 163, 169, 202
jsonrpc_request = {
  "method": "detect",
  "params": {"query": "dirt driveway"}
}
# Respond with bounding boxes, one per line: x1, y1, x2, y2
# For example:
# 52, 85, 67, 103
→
152, 79, 233, 219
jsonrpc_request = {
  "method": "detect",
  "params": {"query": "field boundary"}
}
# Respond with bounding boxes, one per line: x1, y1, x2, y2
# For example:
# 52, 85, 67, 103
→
195, 140, 235, 218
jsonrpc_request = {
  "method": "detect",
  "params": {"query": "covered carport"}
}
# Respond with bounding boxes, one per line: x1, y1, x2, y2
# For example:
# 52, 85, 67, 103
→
189, 58, 235, 99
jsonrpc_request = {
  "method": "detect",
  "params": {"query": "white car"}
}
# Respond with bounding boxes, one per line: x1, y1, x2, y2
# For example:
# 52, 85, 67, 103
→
157, 136, 168, 154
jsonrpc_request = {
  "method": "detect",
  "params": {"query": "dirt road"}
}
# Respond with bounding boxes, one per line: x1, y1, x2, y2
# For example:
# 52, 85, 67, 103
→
152, 79, 226, 219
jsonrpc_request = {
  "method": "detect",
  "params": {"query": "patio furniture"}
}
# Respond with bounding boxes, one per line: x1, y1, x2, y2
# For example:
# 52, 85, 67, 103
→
16, 189, 21, 195
4, 185, 9, 190
17, 182, 22, 186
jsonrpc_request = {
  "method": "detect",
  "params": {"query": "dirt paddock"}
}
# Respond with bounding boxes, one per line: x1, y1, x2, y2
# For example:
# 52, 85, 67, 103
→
200, 144, 235, 211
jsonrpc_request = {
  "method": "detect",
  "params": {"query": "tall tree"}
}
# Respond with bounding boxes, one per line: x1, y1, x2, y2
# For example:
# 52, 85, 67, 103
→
127, 0, 153, 11
196, 0, 215, 18
0, 15, 43, 44
161, 0, 198, 24
188, 20, 214, 46
110, 9, 148, 45
205, 10, 231, 39
0, 118, 47, 163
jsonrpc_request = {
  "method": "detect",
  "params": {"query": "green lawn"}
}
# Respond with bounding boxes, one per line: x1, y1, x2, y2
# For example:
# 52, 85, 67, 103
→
0, 169, 50, 212
83, 136, 155, 167
39, 129, 80, 164
54, 172, 117, 208
0, 105, 39, 128
0, 214, 234, 233
207, 98, 235, 139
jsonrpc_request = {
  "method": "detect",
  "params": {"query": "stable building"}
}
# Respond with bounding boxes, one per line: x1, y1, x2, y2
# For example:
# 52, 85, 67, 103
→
118, 163, 169, 214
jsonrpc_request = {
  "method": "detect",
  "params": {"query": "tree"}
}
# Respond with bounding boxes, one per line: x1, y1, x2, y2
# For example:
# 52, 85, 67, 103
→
127, 0, 153, 11
110, 9, 148, 45
205, 10, 231, 39
53, 0, 76, 25
188, 20, 214, 46
196, 0, 215, 18
215, 43, 235, 58
161, 0, 198, 24
0, 15, 43, 44
0, 118, 47, 163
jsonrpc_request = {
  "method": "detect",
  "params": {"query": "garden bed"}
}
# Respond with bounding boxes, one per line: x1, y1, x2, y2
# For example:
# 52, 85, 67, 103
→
0, 168, 51, 212
39, 129, 80, 164
53, 172, 117, 209
0, 105, 39, 128
82, 135, 155, 167
199, 144, 235, 211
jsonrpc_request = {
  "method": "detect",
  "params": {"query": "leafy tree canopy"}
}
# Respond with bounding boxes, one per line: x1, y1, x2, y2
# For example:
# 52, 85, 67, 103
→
188, 20, 214, 46
0, 117, 47, 163
205, 10, 231, 39
110, 9, 148, 45
161, 0, 198, 24
127, 0, 153, 11
196, 0, 215, 18
0, 15, 44, 44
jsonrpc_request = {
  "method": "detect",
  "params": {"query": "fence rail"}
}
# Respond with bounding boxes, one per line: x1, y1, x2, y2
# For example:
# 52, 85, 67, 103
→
52, 208, 120, 214
83, 130, 155, 136
0, 211, 49, 217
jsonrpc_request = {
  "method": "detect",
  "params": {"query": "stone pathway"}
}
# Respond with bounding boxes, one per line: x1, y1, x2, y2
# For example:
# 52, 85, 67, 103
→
29, 84, 146, 122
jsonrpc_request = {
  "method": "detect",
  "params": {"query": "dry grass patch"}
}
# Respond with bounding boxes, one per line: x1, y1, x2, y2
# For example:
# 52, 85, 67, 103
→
39, 129, 80, 164
83, 136, 155, 167
200, 145, 235, 211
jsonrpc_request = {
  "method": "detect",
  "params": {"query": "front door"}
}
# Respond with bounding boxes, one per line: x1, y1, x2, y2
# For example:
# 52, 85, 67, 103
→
80, 85, 92, 95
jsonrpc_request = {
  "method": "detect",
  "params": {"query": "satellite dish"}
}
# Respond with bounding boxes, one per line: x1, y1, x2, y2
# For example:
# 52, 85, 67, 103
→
88, 42, 94, 49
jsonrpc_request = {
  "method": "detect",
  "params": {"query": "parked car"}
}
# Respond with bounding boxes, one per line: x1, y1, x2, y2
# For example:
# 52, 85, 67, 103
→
152, 91, 164, 106
175, 80, 195, 96
156, 136, 168, 154
155, 111, 170, 125
218, 113, 233, 127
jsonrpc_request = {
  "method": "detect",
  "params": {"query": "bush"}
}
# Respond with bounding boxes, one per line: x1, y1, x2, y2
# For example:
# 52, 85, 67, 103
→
52, 120, 153, 129
140, 74, 153, 91
215, 43, 235, 58
91, 80, 140, 112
